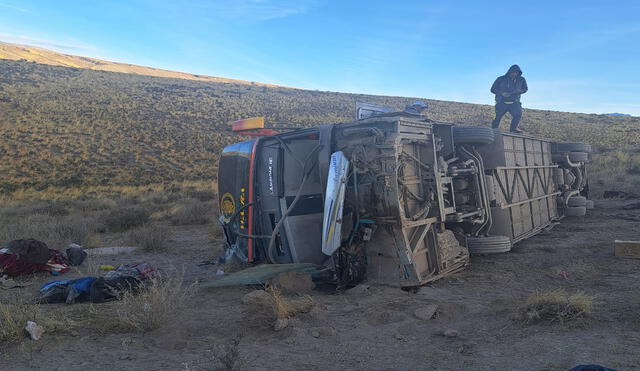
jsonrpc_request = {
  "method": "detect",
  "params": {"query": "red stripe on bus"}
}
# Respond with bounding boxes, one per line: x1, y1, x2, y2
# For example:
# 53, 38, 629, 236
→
247, 139, 259, 262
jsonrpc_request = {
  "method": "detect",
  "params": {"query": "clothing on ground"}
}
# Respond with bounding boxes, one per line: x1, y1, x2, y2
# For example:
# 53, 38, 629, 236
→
38, 263, 155, 304
0, 245, 69, 277
6, 239, 50, 264
39, 277, 98, 304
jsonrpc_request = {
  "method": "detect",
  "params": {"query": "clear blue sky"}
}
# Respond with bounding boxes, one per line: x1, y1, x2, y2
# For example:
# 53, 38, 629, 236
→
1, 0, 639, 115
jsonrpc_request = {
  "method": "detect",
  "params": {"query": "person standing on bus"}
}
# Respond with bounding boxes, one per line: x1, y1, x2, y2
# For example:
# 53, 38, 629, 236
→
490, 65, 528, 133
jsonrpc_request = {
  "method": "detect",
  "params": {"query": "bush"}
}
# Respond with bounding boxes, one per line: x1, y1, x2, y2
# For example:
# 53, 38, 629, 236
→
138, 192, 182, 205
69, 198, 117, 213
523, 290, 595, 324
184, 189, 216, 201
589, 148, 640, 198
168, 199, 212, 226
30, 201, 70, 216
129, 224, 172, 251
100, 206, 150, 232
0, 213, 96, 249
82, 232, 103, 248
0, 201, 69, 218
110, 271, 193, 332
211, 334, 244, 371
243, 285, 314, 329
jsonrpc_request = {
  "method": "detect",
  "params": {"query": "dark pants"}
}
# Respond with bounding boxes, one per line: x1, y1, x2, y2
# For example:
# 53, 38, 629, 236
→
491, 102, 522, 131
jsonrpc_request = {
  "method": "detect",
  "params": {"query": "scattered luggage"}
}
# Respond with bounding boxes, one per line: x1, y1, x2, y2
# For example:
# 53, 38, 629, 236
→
38, 263, 156, 304
0, 239, 70, 277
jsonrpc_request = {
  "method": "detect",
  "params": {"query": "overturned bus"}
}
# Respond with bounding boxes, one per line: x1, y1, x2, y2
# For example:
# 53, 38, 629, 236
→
217, 104, 591, 287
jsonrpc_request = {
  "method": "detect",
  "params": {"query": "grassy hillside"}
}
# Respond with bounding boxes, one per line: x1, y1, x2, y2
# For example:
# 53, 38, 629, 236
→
0, 42, 278, 86
1, 57, 640, 195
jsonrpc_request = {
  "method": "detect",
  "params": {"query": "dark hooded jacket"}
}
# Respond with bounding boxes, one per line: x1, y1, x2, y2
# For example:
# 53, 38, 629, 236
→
491, 65, 528, 103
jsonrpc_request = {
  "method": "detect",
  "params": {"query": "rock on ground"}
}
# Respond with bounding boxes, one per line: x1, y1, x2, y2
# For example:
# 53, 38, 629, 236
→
413, 304, 438, 321
25, 321, 44, 341
273, 318, 289, 331
310, 326, 337, 338
444, 329, 460, 338
345, 284, 372, 296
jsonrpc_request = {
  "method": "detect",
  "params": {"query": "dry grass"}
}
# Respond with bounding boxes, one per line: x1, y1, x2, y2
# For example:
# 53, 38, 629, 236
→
0, 197, 118, 249
0, 271, 193, 339
0, 188, 214, 250
100, 206, 151, 232
0, 213, 97, 249
129, 224, 173, 251
0, 300, 72, 343
95, 271, 194, 332
211, 334, 244, 371
70, 253, 103, 277
182, 333, 244, 371
168, 198, 212, 226
269, 285, 315, 318
523, 289, 596, 324
0, 200, 70, 218
69, 198, 118, 213
267, 284, 293, 319
139, 192, 182, 205
1, 42, 270, 86
1, 181, 215, 203
550, 260, 597, 281
0, 302, 41, 343
184, 189, 216, 202
590, 147, 640, 198
81, 231, 103, 248
244, 285, 315, 328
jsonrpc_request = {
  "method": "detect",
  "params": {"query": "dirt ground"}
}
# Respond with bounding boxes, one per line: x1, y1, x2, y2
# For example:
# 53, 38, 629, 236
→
2, 199, 640, 371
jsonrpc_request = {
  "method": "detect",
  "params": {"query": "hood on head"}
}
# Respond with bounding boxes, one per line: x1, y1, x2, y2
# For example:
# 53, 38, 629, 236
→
506, 64, 522, 76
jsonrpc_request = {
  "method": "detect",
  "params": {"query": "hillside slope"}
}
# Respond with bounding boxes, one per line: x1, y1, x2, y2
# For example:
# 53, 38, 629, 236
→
1, 58, 640, 194
0, 41, 278, 87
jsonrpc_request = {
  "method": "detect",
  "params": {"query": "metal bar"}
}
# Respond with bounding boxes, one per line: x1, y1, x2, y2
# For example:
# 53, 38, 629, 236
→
501, 131, 555, 143
401, 150, 431, 170
508, 169, 518, 203
458, 210, 483, 219
495, 165, 558, 170
500, 192, 561, 209
544, 167, 554, 220
430, 135, 447, 222
399, 177, 421, 185
442, 207, 456, 215
516, 169, 533, 199
408, 224, 431, 253
522, 138, 536, 233
465, 146, 492, 235
400, 217, 438, 229
533, 167, 544, 194
493, 170, 509, 204
533, 167, 549, 195
512, 222, 551, 244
